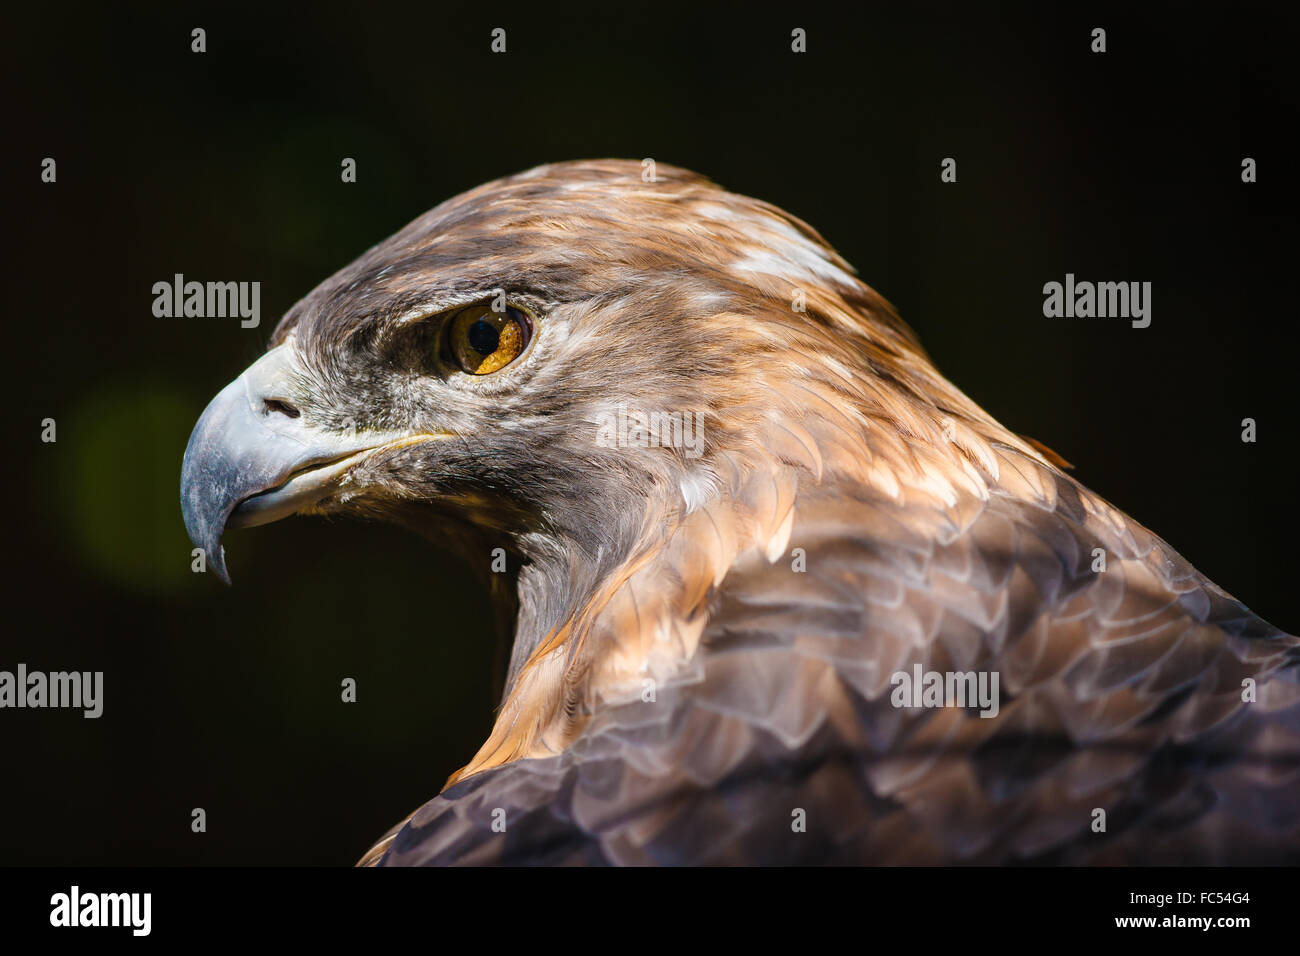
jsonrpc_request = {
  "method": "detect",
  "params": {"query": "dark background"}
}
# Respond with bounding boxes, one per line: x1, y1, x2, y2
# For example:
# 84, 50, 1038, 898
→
3, 1, 1296, 864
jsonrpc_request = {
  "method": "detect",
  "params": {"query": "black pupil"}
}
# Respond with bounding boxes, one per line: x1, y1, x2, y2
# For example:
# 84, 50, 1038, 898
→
467, 318, 499, 355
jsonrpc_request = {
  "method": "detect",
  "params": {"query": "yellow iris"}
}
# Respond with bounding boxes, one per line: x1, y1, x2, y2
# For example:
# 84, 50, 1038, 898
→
449, 306, 527, 375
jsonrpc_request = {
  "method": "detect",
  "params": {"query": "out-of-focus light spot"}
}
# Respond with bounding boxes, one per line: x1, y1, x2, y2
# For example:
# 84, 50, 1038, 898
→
57, 382, 227, 595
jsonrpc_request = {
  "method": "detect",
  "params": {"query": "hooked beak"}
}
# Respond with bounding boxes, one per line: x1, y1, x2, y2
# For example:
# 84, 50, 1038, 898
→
180, 341, 439, 584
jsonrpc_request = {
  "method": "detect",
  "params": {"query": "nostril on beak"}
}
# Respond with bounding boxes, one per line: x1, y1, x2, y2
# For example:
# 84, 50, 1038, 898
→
263, 399, 301, 419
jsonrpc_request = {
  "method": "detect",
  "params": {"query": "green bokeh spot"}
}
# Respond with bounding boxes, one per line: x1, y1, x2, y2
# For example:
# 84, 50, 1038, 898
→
59, 383, 214, 595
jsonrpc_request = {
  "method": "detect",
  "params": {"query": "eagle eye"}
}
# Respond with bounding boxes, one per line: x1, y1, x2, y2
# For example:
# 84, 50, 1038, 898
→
447, 304, 531, 375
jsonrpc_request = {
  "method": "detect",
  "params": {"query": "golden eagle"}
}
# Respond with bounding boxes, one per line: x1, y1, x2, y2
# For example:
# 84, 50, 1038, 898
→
181, 160, 1299, 865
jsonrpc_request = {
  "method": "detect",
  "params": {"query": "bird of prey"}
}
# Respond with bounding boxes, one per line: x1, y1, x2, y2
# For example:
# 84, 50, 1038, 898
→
181, 159, 1299, 865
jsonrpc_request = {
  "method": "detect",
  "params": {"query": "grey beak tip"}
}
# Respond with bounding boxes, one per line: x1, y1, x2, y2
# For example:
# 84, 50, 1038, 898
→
181, 394, 240, 589
212, 547, 232, 587
180, 482, 235, 586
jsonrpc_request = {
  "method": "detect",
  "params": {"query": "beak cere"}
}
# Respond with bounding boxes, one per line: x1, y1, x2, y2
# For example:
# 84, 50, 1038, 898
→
180, 342, 436, 584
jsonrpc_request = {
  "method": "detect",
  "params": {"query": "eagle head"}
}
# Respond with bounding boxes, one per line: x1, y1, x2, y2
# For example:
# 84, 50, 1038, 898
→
182, 158, 967, 591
